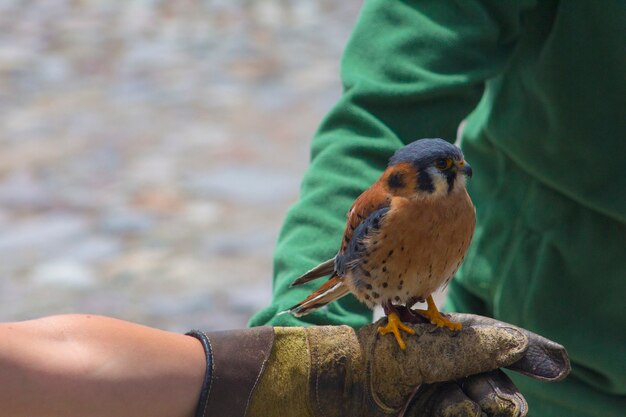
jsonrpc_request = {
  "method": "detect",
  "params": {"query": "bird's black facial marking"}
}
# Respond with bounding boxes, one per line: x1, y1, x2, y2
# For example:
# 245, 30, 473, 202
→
417, 170, 434, 193
445, 171, 456, 193
387, 171, 405, 189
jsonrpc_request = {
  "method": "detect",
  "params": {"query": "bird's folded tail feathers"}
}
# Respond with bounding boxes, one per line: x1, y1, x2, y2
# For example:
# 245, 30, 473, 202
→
283, 276, 349, 317
289, 257, 336, 287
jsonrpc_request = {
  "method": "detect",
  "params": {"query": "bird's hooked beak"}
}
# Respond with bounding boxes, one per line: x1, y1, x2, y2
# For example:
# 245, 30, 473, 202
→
457, 160, 473, 178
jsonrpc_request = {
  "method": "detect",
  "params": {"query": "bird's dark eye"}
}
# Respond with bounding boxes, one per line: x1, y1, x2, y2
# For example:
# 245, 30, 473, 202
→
435, 158, 453, 170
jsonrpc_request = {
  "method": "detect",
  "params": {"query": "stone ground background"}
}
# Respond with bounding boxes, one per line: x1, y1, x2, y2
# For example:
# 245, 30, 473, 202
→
0, 0, 364, 332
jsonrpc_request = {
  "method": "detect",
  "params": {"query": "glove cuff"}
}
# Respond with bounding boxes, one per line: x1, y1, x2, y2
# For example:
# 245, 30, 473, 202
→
185, 330, 214, 417
195, 326, 317, 417
189, 326, 275, 417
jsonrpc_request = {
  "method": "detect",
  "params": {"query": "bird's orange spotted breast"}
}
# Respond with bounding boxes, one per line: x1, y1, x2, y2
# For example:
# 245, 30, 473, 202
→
344, 186, 475, 308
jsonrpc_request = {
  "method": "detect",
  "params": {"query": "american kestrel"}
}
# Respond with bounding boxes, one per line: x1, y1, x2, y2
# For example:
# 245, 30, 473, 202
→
285, 138, 475, 349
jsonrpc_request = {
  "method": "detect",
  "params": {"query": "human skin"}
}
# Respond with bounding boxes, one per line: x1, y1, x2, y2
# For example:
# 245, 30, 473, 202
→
0, 314, 205, 417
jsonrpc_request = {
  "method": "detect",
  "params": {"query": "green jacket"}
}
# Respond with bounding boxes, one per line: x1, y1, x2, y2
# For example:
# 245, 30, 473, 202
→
249, 1, 626, 416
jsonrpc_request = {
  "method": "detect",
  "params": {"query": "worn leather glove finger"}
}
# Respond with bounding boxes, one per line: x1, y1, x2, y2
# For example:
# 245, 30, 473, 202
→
461, 370, 528, 417
405, 382, 484, 417
447, 313, 571, 381
404, 371, 527, 417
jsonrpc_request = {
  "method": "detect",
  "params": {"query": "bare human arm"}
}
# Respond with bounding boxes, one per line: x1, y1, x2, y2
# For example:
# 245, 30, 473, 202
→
0, 314, 205, 417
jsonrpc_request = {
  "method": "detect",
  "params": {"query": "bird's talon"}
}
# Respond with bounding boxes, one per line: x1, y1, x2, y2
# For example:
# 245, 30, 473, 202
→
429, 315, 462, 330
415, 295, 462, 331
377, 312, 414, 349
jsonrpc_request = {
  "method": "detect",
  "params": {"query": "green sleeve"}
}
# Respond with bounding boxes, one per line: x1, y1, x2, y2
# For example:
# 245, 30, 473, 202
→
249, 0, 535, 328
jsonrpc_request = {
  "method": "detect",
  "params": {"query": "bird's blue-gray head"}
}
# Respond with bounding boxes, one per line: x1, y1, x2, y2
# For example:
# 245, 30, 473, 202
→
386, 138, 472, 197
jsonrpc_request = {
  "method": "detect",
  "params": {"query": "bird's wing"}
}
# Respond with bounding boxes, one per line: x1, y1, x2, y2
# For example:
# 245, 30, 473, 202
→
289, 257, 336, 287
287, 203, 392, 317
290, 178, 391, 288
340, 180, 391, 254
286, 203, 389, 316
335, 205, 391, 276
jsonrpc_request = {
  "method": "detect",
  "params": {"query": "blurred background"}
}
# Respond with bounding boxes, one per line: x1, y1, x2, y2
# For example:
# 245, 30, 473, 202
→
0, 0, 362, 332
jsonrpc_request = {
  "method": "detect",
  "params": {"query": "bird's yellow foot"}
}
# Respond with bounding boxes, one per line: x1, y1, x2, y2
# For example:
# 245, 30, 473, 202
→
377, 312, 415, 350
415, 295, 462, 331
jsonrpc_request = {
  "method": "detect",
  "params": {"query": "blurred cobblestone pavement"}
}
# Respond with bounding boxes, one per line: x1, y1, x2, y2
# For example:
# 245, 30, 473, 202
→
0, 0, 362, 331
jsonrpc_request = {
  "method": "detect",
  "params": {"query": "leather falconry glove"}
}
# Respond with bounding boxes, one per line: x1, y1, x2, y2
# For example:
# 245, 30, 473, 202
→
187, 313, 570, 417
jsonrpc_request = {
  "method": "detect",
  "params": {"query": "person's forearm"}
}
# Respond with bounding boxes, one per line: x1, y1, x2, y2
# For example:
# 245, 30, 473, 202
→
0, 314, 205, 417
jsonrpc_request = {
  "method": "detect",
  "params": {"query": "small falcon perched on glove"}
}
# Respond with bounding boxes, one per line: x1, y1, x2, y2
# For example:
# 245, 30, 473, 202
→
285, 138, 475, 349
